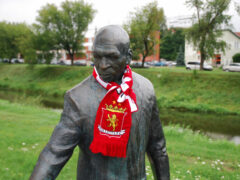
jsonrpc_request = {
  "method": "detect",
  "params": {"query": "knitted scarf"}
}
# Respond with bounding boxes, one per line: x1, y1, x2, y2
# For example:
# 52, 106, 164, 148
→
89, 65, 138, 158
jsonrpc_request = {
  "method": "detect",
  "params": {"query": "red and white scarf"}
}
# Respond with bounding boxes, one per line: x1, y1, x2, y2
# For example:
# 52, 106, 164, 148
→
89, 65, 138, 157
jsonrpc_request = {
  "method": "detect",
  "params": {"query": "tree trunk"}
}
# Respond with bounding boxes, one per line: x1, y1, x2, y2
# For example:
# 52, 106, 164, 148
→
71, 54, 74, 66
199, 36, 206, 70
142, 40, 149, 68
67, 49, 74, 66
142, 56, 146, 68
200, 55, 204, 70
200, 50, 205, 70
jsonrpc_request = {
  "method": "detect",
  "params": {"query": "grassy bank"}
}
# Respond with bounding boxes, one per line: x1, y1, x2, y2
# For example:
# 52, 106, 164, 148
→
0, 99, 240, 179
0, 64, 239, 115
135, 67, 240, 115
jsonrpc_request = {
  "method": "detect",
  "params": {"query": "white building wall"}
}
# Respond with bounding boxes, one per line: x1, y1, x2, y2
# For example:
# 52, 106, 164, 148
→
218, 31, 240, 65
185, 30, 240, 66
185, 41, 200, 63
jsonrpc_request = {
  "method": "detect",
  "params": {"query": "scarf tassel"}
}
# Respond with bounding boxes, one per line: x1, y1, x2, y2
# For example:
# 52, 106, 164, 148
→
90, 139, 127, 158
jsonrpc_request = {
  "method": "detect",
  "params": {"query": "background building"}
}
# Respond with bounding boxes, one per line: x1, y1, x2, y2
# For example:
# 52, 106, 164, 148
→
185, 29, 240, 66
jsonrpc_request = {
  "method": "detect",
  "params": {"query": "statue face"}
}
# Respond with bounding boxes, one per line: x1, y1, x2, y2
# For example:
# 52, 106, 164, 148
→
93, 26, 130, 83
93, 44, 128, 83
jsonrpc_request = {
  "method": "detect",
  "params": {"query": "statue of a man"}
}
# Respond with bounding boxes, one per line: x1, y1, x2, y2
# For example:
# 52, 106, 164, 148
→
30, 25, 170, 180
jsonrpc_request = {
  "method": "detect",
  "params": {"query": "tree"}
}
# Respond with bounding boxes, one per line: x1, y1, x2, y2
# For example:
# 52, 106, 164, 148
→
35, 0, 95, 65
16, 27, 38, 64
185, 0, 231, 70
0, 22, 16, 61
232, 53, 240, 63
124, 1, 166, 67
32, 29, 56, 64
160, 28, 185, 61
0, 21, 34, 63
176, 45, 185, 66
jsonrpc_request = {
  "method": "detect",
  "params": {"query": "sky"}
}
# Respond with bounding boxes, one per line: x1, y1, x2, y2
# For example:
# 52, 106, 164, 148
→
0, 0, 240, 36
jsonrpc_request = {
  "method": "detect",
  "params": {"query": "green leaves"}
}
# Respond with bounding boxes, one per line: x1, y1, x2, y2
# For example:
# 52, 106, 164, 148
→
160, 28, 185, 61
0, 22, 34, 61
35, 0, 95, 65
124, 1, 166, 66
232, 53, 240, 63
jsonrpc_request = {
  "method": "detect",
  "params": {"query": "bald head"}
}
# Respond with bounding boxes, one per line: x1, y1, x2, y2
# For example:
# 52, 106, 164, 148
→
93, 25, 130, 55
93, 25, 132, 83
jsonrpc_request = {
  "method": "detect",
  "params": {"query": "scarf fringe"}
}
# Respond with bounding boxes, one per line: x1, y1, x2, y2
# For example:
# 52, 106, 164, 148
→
90, 139, 127, 158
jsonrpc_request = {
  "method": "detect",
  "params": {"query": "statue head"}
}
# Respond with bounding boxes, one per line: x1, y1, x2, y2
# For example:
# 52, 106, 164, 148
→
93, 25, 132, 83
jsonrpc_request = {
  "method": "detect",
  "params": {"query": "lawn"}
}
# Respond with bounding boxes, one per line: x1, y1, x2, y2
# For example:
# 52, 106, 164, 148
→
0, 99, 240, 180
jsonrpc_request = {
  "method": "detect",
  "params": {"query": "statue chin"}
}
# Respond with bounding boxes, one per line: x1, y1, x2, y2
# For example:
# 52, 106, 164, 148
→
100, 74, 114, 82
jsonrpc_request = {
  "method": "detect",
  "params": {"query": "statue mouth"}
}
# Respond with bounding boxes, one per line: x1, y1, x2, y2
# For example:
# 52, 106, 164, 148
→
100, 74, 114, 82
99, 73, 112, 78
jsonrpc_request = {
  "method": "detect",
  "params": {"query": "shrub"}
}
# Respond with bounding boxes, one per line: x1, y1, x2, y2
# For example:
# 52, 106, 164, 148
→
232, 53, 240, 63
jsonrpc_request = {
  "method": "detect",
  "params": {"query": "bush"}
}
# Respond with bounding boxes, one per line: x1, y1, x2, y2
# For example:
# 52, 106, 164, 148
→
232, 53, 240, 63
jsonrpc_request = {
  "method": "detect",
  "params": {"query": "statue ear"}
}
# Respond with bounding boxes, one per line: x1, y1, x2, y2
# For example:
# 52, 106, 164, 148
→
126, 49, 132, 65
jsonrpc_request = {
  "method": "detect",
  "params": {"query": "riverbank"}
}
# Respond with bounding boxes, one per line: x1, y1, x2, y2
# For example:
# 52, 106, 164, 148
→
1, 64, 240, 136
0, 99, 239, 179
0, 64, 239, 115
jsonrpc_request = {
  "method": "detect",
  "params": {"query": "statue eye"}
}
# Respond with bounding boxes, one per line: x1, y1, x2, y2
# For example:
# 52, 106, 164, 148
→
106, 55, 119, 59
94, 54, 101, 59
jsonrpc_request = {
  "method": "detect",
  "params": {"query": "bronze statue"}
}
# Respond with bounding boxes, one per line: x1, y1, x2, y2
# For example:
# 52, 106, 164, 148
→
30, 25, 170, 180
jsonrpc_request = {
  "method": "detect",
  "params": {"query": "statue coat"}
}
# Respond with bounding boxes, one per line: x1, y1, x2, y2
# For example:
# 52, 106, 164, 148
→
30, 72, 170, 180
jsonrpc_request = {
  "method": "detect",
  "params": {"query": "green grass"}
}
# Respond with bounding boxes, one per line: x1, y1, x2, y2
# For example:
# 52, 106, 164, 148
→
0, 64, 240, 115
1, 64, 240, 136
134, 67, 240, 115
0, 64, 92, 98
0, 99, 240, 180
0, 99, 78, 180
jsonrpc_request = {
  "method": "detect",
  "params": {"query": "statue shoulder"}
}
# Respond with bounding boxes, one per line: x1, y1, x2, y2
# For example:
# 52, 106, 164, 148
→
132, 71, 155, 95
65, 75, 95, 100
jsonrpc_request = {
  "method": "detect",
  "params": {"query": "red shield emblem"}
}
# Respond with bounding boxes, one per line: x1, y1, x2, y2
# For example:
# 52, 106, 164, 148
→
98, 108, 127, 138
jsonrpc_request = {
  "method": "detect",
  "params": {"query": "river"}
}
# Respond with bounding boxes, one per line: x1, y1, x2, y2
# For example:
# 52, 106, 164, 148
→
1, 89, 240, 145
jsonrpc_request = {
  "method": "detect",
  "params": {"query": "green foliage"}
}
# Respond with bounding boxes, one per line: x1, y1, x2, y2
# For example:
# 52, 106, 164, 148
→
0, 21, 34, 62
32, 30, 56, 64
0, 22, 18, 60
160, 28, 185, 61
124, 1, 166, 67
17, 28, 38, 64
176, 45, 185, 66
35, 0, 95, 65
232, 53, 240, 63
185, 0, 231, 70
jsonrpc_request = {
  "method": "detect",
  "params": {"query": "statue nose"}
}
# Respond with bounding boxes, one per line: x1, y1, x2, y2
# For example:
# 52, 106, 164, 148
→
99, 57, 111, 70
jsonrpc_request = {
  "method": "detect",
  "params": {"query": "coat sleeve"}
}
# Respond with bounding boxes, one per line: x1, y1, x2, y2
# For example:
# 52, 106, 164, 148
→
30, 93, 81, 180
146, 95, 170, 180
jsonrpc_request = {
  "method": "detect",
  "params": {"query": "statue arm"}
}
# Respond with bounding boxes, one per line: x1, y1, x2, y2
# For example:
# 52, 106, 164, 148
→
147, 96, 170, 180
30, 93, 81, 180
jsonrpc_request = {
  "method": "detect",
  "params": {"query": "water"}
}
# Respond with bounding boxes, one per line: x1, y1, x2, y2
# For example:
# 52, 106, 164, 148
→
1, 89, 240, 144
160, 108, 240, 145
205, 132, 240, 145
160, 108, 240, 136
0, 89, 64, 109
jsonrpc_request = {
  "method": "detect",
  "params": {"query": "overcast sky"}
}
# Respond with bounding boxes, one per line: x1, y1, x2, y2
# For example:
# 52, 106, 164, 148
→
0, 0, 240, 35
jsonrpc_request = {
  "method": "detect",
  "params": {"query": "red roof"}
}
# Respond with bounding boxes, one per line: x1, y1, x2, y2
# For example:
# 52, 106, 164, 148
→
235, 32, 240, 37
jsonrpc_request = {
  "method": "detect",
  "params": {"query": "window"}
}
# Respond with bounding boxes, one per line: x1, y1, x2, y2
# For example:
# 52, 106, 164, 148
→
234, 41, 239, 49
